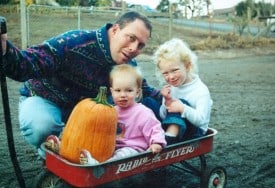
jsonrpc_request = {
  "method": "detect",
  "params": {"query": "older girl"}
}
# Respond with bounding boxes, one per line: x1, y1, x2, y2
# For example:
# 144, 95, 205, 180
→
154, 38, 212, 145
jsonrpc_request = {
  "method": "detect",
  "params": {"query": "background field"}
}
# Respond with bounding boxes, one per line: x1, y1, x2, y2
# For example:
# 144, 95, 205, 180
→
0, 8, 275, 188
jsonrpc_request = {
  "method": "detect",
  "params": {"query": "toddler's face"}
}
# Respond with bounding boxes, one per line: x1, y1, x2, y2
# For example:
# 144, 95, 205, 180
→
110, 74, 140, 108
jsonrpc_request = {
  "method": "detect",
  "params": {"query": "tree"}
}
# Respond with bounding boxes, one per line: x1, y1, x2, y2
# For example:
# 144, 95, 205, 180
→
178, 0, 201, 18
56, 0, 76, 6
232, 0, 275, 36
56, 0, 111, 6
255, 1, 274, 17
95, 0, 111, 6
228, 16, 249, 35
205, 0, 211, 17
178, 0, 212, 18
235, 0, 256, 17
79, 0, 96, 6
156, 0, 169, 12
0, 0, 10, 4
235, 0, 275, 18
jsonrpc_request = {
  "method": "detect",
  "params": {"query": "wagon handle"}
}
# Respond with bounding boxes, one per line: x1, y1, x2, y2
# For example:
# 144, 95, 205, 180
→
0, 16, 26, 188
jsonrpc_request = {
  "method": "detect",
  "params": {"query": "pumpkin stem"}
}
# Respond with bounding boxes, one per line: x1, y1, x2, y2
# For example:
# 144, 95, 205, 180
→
92, 86, 112, 107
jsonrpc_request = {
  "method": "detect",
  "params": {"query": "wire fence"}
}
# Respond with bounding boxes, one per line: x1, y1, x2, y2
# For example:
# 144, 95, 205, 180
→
0, 4, 172, 51
26, 5, 123, 47
1, 4, 272, 52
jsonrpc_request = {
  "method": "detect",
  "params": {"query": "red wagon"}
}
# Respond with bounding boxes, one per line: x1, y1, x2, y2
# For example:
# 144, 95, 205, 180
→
34, 128, 226, 188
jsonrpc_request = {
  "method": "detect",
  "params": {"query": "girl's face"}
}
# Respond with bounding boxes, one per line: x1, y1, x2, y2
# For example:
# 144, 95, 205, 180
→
158, 60, 190, 87
110, 74, 140, 108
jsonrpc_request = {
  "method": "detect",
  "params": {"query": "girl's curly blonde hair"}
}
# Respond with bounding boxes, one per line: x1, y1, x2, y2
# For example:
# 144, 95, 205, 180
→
154, 38, 199, 85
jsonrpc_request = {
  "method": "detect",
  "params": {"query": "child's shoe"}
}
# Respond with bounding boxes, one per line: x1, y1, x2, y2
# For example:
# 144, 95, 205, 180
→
44, 135, 60, 153
165, 135, 178, 145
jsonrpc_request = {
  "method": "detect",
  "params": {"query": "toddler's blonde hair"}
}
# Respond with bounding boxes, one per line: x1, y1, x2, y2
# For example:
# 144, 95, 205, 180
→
109, 64, 143, 101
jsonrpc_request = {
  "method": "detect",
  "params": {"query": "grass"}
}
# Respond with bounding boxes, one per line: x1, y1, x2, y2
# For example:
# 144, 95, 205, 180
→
1, 6, 275, 55
145, 20, 275, 54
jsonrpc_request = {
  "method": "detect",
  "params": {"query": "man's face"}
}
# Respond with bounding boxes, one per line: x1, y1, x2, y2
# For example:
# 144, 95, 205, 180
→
109, 19, 150, 64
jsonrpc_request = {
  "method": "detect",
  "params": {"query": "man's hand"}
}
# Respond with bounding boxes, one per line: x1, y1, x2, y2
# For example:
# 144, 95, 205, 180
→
0, 16, 7, 34
0, 16, 7, 55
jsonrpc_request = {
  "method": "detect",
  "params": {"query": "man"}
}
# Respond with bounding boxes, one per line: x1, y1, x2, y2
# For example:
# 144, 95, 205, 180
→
0, 11, 160, 157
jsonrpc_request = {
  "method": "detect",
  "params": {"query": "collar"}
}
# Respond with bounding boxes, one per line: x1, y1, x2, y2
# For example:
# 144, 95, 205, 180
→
96, 23, 114, 65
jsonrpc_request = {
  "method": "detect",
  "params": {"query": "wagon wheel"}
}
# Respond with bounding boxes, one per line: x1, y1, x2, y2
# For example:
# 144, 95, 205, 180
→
200, 166, 227, 188
33, 168, 67, 188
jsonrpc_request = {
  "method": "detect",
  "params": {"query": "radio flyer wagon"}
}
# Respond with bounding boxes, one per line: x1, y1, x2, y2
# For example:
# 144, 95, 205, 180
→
34, 128, 227, 188
0, 15, 226, 188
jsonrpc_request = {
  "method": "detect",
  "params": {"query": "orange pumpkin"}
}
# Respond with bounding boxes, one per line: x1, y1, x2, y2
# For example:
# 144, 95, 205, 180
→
59, 86, 118, 163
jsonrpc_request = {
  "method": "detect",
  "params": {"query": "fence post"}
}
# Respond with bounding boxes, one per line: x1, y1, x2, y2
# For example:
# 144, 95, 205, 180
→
78, 7, 81, 29
20, 0, 27, 49
247, 7, 251, 36
169, 4, 172, 39
122, 1, 126, 14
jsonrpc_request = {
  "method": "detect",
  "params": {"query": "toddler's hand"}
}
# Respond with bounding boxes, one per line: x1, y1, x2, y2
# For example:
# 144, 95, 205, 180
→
148, 143, 162, 154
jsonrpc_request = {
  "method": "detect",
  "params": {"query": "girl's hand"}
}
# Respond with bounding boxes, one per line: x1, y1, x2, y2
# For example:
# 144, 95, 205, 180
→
161, 85, 171, 99
148, 143, 163, 154
161, 85, 173, 106
166, 99, 185, 114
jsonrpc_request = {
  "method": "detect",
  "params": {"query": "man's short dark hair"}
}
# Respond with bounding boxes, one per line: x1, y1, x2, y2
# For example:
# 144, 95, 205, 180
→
115, 11, 152, 37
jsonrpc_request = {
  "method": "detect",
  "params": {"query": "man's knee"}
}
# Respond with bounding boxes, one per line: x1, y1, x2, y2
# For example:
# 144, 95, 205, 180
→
18, 96, 64, 147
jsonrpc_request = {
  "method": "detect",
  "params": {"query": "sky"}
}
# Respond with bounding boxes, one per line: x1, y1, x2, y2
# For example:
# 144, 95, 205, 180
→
124, 0, 274, 10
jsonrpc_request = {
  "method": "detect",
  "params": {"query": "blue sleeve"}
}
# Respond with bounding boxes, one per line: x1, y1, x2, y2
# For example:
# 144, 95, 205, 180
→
3, 30, 91, 82
3, 40, 59, 81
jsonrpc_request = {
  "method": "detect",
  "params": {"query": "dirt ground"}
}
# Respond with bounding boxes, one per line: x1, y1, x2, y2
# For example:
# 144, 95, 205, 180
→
1, 47, 275, 187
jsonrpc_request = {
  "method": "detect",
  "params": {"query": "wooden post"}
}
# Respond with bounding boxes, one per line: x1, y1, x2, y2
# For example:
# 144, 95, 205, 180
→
169, 4, 172, 39
78, 7, 81, 29
122, 1, 126, 14
247, 7, 251, 35
20, 0, 27, 49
